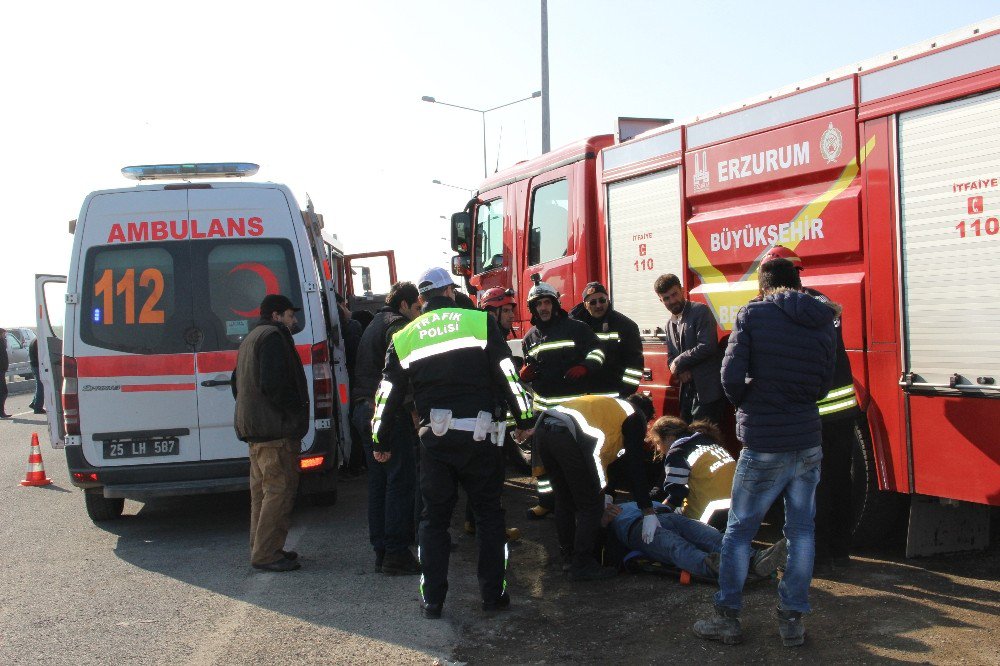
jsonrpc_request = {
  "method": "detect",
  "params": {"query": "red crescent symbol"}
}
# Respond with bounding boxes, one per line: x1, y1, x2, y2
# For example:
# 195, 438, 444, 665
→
228, 262, 280, 317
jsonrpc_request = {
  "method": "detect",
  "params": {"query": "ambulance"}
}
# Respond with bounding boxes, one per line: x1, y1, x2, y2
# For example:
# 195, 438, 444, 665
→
35, 163, 374, 522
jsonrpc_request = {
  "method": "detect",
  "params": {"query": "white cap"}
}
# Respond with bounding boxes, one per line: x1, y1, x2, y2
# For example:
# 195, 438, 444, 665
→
417, 266, 457, 294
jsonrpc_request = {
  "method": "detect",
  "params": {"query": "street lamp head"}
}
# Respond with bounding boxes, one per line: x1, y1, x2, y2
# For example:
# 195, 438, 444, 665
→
432, 179, 442, 184
421, 96, 436, 103
531, 91, 542, 98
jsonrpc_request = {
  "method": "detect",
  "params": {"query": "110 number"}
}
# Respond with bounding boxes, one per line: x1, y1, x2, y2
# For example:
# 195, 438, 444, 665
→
956, 218, 1000, 238
634, 257, 655, 272
94, 268, 165, 325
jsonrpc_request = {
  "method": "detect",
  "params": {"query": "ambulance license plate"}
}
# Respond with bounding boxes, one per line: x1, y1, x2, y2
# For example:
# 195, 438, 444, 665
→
103, 438, 179, 459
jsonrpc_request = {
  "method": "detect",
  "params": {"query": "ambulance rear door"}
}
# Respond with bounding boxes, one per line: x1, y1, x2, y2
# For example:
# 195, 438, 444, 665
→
34, 274, 67, 448
75, 189, 201, 465
187, 186, 313, 461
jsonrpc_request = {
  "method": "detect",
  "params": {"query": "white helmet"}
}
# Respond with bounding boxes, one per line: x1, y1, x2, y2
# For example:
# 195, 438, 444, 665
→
527, 279, 560, 307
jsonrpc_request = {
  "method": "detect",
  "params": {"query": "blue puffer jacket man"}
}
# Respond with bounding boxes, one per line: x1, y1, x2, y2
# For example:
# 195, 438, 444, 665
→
721, 288, 837, 452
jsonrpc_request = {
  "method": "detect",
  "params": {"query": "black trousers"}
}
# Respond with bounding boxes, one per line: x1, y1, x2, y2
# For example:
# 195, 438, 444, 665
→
535, 423, 604, 571
679, 383, 723, 425
418, 428, 507, 606
814, 417, 855, 561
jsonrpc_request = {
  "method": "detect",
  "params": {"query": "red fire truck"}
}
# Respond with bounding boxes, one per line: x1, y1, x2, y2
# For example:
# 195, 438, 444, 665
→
447, 18, 1000, 554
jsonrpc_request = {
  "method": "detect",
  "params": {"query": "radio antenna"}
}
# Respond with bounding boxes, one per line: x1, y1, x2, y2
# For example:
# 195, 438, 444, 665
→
493, 125, 503, 174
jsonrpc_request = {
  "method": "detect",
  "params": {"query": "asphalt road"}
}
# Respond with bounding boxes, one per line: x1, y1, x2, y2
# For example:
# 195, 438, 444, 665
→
0, 390, 461, 665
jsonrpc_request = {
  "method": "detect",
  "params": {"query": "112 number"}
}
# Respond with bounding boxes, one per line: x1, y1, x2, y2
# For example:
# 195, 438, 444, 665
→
94, 268, 165, 325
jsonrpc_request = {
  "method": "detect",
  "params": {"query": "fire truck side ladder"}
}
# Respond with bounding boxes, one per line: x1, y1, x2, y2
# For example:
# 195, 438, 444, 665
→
302, 199, 353, 465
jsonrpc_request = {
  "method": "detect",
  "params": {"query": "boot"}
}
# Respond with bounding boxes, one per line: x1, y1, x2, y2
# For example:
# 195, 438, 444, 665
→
526, 504, 551, 519
381, 549, 421, 575
505, 527, 521, 542
693, 606, 743, 645
750, 538, 788, 578
777, 607, 806, 647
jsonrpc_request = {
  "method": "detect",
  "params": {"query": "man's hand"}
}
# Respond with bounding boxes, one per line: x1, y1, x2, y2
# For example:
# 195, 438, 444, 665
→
513, 428, 534, 444
373, 451, 392, 463
641, 513, 659, 544
601, 501, 622, 527
564, 364, 588, 380
519, 363, 538, 382
669, 359, 679, 375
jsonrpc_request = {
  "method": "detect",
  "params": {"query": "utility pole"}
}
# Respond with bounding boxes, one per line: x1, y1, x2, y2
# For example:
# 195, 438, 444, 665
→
541, 0, 550, 154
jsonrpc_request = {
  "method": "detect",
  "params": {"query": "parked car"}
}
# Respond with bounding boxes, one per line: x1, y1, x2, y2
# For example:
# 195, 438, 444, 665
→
4, 329, 33, 380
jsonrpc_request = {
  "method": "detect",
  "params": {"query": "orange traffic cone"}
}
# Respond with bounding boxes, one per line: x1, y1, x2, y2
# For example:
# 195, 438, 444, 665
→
20, 433, 52, 487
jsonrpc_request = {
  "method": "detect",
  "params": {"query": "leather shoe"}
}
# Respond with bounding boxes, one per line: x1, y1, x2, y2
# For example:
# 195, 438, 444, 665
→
33, 409, 46, 414
421, 601, 443, 619
252, 557, 301, 572
0, 413, 11, 420
381, 549, 421, 576
279, 549, 298, 561
482, 593, 511, 612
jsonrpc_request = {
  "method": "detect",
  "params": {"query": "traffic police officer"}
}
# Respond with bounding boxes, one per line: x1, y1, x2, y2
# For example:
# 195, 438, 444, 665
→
519, 278, 604, 517
372, 267, 534, 618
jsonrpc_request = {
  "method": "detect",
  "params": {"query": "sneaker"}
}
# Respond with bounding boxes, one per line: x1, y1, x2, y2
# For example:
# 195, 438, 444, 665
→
777, 607, 806, 646
526, 505, 551, 519
381, 549, 421, 576
482, 592, 511, 612
568, 562, 617, 582
505, 527, 521, 542
280, 550, 298, 561
374, 550, 385, 573
751, 538, 788, 578
252, 557, 301, 572
704, 552, 721, 578
421, 601, 443, 619
693, 606, 743, 645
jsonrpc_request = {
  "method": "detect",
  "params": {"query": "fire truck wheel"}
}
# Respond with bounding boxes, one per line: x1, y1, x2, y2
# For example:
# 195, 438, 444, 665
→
84, 490, 125, 522
850, 418, 908, 547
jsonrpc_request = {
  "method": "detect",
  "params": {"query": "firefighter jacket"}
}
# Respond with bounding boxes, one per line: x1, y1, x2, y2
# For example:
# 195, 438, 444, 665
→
657, 432, 736, 523
537, 395, 652, 511
233, 320, 310, 443
804, 288, 860, 422
522, 310, 604, 411
569, 303, 644, 397
352, 306, 407, 402
371, 297, 533, 450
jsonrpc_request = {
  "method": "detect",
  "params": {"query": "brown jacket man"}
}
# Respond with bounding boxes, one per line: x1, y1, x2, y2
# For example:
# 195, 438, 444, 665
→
233, 294, 309, 572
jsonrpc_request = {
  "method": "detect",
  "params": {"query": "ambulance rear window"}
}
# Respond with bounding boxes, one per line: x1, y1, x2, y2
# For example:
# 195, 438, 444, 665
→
81, 245, 186, 354
198, 240, 301, 351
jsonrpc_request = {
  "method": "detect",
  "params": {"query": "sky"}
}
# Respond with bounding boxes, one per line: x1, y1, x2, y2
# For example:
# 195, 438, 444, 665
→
3, 0, 999, 325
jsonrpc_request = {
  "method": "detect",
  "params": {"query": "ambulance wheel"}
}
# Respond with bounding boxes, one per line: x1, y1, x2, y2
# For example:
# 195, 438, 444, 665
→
850, 418, 907, 547
84, 490, 124, 522
312, 488, 339, 507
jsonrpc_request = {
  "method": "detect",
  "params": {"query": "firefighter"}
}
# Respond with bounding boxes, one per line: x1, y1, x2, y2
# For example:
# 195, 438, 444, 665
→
528, 394, 657, 580
372, 267, 534, 619
760, 246, 860, 575
520, 278, 605, 518
569, 281, 645, 397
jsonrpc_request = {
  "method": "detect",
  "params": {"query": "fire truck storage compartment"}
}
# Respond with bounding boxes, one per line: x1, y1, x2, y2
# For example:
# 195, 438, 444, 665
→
896, 87, 1000, 509
897, 88, 1000, 390
606, 167, 682, 339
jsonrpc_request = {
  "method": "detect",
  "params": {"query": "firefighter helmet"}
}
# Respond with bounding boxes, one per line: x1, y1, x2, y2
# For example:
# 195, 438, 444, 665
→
761, 245, 803, 269
526, 280, 560, 307
479, 287, 516, 310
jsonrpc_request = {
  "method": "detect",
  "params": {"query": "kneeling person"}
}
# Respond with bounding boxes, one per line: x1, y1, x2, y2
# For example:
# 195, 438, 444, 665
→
531, 394, 655, 581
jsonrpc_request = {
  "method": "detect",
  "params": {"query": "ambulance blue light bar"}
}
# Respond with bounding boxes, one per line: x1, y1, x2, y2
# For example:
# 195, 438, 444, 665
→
121, 162, 259, 181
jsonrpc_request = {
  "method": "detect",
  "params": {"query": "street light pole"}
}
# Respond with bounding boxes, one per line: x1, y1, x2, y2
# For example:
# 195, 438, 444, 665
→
421, 92, 542, 179
432, 179, 474, 196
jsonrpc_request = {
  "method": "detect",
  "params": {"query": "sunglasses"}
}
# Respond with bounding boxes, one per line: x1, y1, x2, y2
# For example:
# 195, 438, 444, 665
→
586, 297, 608, 306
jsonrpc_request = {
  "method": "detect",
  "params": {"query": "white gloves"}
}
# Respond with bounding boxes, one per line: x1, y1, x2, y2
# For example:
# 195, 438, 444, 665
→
641, 514, 659, 544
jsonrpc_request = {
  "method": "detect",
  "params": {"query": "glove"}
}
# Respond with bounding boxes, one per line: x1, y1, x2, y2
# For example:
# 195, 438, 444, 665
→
564, 364, 588, 380
519, 363, 538, 382
641, 514, 659, 544
604, 494, 614, 507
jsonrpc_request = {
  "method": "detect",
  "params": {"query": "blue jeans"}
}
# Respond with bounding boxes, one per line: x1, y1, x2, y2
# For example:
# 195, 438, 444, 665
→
716, 446, 822, 613
352, 401, 418, 555
617, 505, 723, 578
